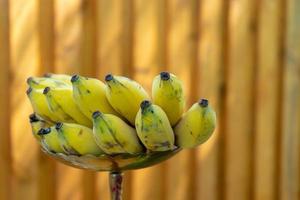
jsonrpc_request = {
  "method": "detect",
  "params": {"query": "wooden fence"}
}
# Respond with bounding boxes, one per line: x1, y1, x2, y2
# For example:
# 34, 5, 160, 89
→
0, 0, 299, 199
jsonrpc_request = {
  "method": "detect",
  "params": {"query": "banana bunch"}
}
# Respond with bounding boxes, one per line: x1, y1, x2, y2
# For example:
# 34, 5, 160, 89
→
26, 72, 216, 157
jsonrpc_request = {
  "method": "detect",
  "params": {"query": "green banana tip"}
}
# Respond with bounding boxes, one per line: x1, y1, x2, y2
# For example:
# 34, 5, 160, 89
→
140, 100, 152, 110
71, 74, 80, 83
26, 87, 32, 95
160, 71, 170, 81
37, 127, 51, 135
43, 87, 51, 94
29, 113, 39, 123
199, 99, 209, 107
92, 111, 102, 119
105, 74, 114, 82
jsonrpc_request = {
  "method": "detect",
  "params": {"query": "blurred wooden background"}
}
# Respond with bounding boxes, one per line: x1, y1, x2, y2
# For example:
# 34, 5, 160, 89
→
0, 0, 300, 199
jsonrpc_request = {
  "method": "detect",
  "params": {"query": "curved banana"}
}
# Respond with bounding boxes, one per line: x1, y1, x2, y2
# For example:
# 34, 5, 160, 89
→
43, 87, 92, 127
27, 87, 60, 122
38, 127, 65, 153
135, 100, 175, 151
105, 74, 150, 125
174, 99, 216, 148
55, 122, 103, 155
29, 113, 50, 141
71, 75, 119, 119
92, 111, 143, 155
27, 76, 70, 89
44, 73, 72, 84
152, 72, 185, 126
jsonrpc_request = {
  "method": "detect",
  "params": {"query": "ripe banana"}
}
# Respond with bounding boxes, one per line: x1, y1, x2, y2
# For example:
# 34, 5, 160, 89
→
135, 100, 176, 151
38, 127, 65, 153
27, 87, 61, 122
152, 72, 185, 126
71, 75, 119, 119
92, 111, 143, 155
55, 122, 103, 155
44, 73, 72, 84
174, 99, 216, 148
105, 74, 150, 125
27, 76, 71, 89
29, 113, 50, 141
43, 87, 92, 127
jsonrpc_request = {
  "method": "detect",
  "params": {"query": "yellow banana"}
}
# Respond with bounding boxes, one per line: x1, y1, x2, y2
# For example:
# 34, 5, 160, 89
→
152, 72, 185, 126
105, 74, 150, 125
43, 87, 92, 127
44, 73, 72, 84
27, 87, 61, 122
27, 76, 70, 89
38, 127, 65, 153
174, 99, 216, 148
29, 113, 50, 141
135, 100, 176, 151
92, 111, 143, 155
71, 75, 119, 119
55, 122, 103, 155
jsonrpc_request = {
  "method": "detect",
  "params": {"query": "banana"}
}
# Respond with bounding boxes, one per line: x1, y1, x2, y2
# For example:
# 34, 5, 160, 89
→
38, 127, 65, 153
43, 87, 92, 127
29, 113, 50, 141
55, 122, 103, 155
152, 72, 185, 126
105, 74, 150, 125
27, 87, 61, 122
92, 111, 143, 155
44, 73, 72, 84
27, 76, 71, 89
71, 75, 119, 119
174, 99, 216, 148
135, 100, 176, 151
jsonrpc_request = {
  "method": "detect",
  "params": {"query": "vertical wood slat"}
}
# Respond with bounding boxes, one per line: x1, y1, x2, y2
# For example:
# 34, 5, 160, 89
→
196, 0, 225, 199
280, 0, 300, 199
224, 0, 256, 199
54, 0, 83, 199
253, 0, 282, 199
132, 0, 167, 199
37, 0, 57, 200
0, 0, 12, 200
166, 0, 197, 199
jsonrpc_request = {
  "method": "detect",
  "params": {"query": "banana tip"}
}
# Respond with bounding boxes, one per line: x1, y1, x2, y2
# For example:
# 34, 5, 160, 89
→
29, 113, 39, 123
38, 128, 51, 135
26, 77, 33, 84
199, 99, 209, 107
160, 71, 170, 80
71, 74, 80, 83
92, 111, 102, 119
105, 74, 114, 82
26, 87, 32, 95
55, 122, 63, 130
140, 100, 151, 110
43, 87, 51, 94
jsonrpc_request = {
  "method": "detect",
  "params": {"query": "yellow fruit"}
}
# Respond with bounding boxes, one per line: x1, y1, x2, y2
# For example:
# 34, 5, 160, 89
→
27, 76, 70, 89
174, 99, 216, 148
105, 74, 150, 125
135, 100, 176, 151
92, 111, 143, 155
152, 72, 185, 126
71, 75, 119, 119
38, 127, 65, 153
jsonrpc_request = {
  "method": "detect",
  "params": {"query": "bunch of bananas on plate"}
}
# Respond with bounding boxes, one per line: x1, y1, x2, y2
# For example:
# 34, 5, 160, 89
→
27, 72, 216, 156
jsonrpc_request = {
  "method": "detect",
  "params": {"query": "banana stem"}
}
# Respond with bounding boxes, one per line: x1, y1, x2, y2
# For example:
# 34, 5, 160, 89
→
109, 171, 123, 200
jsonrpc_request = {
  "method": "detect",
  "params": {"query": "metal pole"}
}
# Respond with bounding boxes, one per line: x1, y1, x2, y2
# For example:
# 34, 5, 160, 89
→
109, 171, 123, 200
